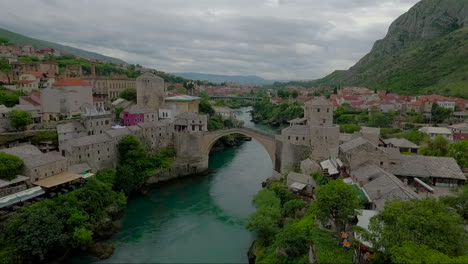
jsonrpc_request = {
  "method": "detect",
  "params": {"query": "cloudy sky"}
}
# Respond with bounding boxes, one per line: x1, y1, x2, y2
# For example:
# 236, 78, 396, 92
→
0, 0, 419, 80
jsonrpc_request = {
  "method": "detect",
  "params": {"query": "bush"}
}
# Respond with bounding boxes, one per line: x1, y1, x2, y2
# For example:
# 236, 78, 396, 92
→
95, 169, 116, 186
118, 88, 136, 102
311, 172, 329, 186
282, 199, 306, 218
274, 224, 308, 257
0, 153, 23, 180
9, 110, 32, 130
30, 131, 58, 145
339, 124, 361, 133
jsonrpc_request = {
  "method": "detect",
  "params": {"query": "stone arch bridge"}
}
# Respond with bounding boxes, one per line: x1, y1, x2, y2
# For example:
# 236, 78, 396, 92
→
201, 127, 277, 165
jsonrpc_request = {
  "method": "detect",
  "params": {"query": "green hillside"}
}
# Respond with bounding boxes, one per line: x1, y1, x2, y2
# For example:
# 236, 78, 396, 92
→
0, 27, 125, 63
285, 0, 468, 98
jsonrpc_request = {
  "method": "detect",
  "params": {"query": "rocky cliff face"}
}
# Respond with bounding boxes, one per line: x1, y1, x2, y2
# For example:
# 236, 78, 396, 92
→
355, 0, 468, 67
302, 0, 468, 97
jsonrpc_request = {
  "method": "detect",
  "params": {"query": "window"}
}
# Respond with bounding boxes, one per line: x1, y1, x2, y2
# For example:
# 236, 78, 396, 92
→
327, 108, 329, 113
380, 162, 384, 166
288, 136, 291, 140
322, 119, 326, 123
317, 108, 320, 112
296, 136, 299, 140
302, 137, 305, 140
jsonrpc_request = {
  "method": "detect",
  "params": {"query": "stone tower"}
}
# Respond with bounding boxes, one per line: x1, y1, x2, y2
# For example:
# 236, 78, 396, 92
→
136, 72, 165, 110
305, 97, 340, 161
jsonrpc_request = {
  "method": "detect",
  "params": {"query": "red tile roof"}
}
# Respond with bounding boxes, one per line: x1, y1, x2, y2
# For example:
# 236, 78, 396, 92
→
18, 80, 33, 84
53, 78, 91, 86
24, 72, 56, 78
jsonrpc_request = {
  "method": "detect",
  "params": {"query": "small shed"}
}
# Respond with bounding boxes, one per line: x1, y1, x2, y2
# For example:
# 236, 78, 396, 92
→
286, 172, 317, 196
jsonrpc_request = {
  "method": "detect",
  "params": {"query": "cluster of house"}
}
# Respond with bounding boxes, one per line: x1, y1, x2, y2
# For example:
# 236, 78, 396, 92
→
0, 43, 61, 63
202, 84, 255, 97
0, 71, 211, 213
278, 97, 466, 262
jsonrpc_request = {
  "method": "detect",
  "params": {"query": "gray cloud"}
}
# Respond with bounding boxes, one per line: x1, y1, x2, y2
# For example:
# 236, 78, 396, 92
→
0, 0, 420, 80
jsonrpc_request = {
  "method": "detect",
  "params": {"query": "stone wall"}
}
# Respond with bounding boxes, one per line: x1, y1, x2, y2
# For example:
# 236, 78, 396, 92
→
146, 158, 207, 185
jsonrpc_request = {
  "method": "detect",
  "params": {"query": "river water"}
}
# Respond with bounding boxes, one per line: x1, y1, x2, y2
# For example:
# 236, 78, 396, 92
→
73, 107, 277, 263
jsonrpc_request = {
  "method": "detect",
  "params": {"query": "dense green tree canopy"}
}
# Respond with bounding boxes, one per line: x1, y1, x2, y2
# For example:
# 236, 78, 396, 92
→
312, 179, 361, 229
118, 88, 137, 102
0, 152, 23, 180
9, 109, 33, 130
367, 198, 465, 256
419, 136, 450, 157
448, 140, 468, 168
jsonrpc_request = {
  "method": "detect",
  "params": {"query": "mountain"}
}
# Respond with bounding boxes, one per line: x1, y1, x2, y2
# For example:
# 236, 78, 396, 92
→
174, 72, 276, 85
0, 27, 125, 63
294, 0, 468, 98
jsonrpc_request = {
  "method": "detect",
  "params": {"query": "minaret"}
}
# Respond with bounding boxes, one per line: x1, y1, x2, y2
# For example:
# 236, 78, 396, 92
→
305, 97, 340, 161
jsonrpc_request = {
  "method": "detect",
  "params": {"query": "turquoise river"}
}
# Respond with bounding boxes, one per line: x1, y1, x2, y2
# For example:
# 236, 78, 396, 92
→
73, 107, 278, 263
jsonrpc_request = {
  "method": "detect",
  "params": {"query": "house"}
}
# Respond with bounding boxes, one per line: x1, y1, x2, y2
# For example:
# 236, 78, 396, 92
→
383, 138, 419, 153
448, 123, 468, 141
174, 112, 207, 133
121, 104, 158, 126
286, 171, 317, 197
349, 163, 419, 211
19, 72, 56, 90
389, 155, 465, 187
213, 106, 235, 119
352, 127, 381, 146
418, 127, 453, 141
338, 137, 390, 173
163, 95, 201, 115
40, 78, 94, 121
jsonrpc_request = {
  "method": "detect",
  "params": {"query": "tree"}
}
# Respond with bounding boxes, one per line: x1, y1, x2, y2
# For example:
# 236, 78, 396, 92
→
282, 199, 306, 218
0, 37, 9, 45
419, 136, 449, 157
247, 189, 282, 242
368, 112, 393, 128
70, 227, 93, 249
9, 109, 33, 130
367, 198, 465, 256
388, 241, 468, 264
312, 179, 361, 231
0, 152, 23, 180
339, 124, 361, 133
448, 140, 468, 168
440, 185, 468, 219
291, 90, 299, 99
119, 88, 137, 102
95, 169, 116, 186
431, 104, 452, 123
273, 224, 308, 257
184, 81, 195, 95
199, 100, 215, 116
7, 205, 67, 261
395, 130, 428, 145
115, 164, 145, 195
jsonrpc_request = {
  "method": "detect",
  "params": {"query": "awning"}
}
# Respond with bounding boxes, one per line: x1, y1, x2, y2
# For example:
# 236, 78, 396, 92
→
351, 184, 370, 204
0, 187, 45, 209
290, 182, 307, 191
82, 173, 95, 179
33, 172, 82, 188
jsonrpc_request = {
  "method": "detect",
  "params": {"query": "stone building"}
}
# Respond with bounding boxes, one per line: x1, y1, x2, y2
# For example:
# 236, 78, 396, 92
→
0, 145, 68, 182
174, 112, 207, 133
305, 98, 340, 161
280, 126, 310, 146
163, 95, 201, 117
136, 72, 165, 111
338, 137, 390, 173
40, 78, 93, 121
57, 111, 113, 147
83, 75, 136, 99
10, 61, 59, 80
121, 104, 158, 126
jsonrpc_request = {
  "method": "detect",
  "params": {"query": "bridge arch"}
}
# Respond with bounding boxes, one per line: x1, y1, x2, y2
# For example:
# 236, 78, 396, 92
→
201, 127, 276, 165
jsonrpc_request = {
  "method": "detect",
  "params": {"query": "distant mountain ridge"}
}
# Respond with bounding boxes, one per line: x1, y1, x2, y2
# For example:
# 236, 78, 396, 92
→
174, 72, 276, 85
288, 0, 468, 98
0, 27, 125, 63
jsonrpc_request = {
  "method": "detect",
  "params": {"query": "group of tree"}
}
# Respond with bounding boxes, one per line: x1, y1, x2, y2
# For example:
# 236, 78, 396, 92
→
418, 136, 468, 168
8, 110, 33, 130
118, 88, 136, 102
276, 89, 299, 99
0, 178, 127, 263
0, 89, 25, 107
114, 135, 175, 195
251, 100, 303, 127
362, 191, 468, 263
0, 152, 23, 181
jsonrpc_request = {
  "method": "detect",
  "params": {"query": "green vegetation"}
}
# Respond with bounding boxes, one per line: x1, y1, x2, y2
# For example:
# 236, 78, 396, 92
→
0, 89, 25, 107
364, 198, 467, 262
311, 172, 329, 186
248, 181, 356, 264
419, 136, 468, 168
0, 58, 11, 75
8, 110, 32, 130
0, 152, 23, 181
338, 124, 361, 133
29, 131, 58, 146
252, 101, 303, 127
115, 135, 175, 195
118, 88, 136, 102
431, 103, 452, 123
0, 178, 127, 263
311, 179, 361, 231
